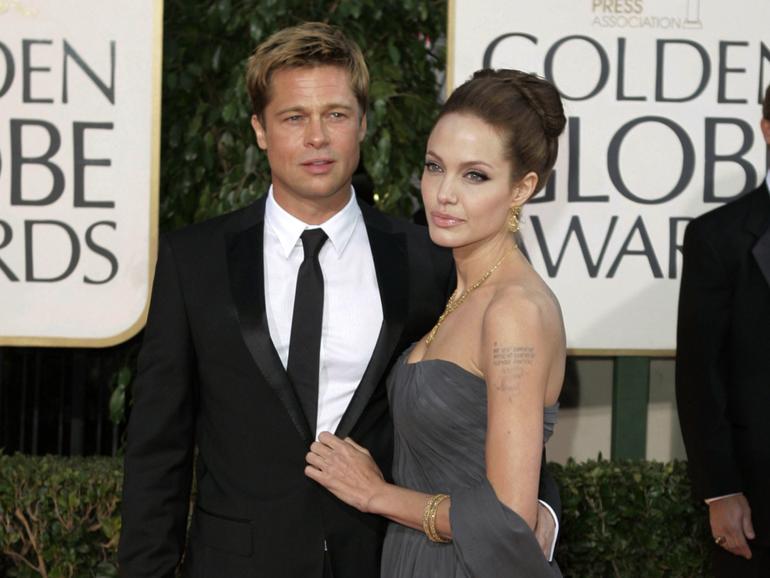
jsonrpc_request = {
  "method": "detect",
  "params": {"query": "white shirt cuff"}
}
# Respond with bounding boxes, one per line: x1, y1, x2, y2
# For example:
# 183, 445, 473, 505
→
538, 499, 559, 562
705, 492, 742, 504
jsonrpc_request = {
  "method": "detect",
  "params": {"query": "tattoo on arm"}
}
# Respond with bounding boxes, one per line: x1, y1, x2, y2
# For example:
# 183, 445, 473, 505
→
492, 343, 535, 393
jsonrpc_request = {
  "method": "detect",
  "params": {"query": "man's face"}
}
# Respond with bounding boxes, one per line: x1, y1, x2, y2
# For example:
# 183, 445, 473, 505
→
251, 65, 367, 222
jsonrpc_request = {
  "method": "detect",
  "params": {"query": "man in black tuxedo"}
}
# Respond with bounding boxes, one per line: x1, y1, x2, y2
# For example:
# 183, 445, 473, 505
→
118, 22, 559, 577
676, 84, 770, 577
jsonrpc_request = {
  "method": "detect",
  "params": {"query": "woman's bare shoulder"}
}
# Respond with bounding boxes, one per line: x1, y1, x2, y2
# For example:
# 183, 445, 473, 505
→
482, 275, 564, 344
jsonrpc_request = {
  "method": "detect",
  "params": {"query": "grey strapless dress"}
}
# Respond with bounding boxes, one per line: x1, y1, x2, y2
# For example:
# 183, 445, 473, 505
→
381, 346, 561, 578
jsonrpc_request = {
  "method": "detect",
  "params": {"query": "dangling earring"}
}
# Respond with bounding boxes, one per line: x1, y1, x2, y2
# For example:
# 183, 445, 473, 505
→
507, 206, 522, 233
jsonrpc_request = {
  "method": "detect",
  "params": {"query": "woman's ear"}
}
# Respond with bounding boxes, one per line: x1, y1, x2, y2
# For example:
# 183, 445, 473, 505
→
510, 171, 539, 207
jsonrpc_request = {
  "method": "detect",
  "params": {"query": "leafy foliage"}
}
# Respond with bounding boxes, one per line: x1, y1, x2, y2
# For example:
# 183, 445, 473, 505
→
552, 458, 711, 577
1, 456, 713, 577
0, 455, 122, 578
159, 0, 446, 230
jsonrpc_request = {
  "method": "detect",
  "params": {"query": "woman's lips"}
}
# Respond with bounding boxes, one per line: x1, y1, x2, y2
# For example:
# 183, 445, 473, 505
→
430, 211, 464, 227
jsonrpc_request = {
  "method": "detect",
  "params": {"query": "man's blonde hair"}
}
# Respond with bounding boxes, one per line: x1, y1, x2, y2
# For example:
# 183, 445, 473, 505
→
246, 22, 369, 123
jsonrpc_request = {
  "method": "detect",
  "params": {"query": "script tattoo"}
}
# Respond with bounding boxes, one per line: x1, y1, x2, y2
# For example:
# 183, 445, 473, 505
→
491, 343, 535, 394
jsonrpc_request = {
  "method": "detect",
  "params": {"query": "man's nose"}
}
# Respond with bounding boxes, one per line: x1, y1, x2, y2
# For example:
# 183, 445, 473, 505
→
305, 117, 330, 147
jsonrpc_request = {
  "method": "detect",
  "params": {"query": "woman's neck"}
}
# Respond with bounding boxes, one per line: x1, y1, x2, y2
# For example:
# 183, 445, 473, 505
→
452, 235, 518, 293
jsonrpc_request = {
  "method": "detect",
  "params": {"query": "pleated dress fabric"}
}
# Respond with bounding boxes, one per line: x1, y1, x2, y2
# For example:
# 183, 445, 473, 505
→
380, 346, 561, 578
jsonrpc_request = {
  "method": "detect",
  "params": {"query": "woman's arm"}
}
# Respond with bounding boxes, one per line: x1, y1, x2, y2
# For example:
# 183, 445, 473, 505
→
480, 291, 559, 529
305, 434, 454, 538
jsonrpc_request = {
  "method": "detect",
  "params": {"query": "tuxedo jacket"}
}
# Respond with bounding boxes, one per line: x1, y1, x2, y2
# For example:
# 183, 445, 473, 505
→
118, 196, 561, 577
676, 183, 770, 546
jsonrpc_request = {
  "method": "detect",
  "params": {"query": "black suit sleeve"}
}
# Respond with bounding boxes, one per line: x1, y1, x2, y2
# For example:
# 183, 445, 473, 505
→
119, 235, 197, 577
675, 221, 742, 500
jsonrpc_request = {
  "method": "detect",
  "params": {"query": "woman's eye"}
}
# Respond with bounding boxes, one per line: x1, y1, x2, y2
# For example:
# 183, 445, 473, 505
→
465, 170, 489, 183
424, 161, 442, 173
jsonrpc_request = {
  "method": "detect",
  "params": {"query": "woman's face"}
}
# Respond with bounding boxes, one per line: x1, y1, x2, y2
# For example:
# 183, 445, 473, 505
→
421, 112, 525, 251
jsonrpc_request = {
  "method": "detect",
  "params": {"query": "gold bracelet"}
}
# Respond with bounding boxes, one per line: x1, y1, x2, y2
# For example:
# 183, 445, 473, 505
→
421, 494, 434, 539
428, 494, 450, 543
422, 493, 451, 543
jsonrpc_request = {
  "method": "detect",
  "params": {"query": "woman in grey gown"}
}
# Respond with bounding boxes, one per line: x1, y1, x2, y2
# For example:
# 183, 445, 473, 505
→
306, 69, 566, 577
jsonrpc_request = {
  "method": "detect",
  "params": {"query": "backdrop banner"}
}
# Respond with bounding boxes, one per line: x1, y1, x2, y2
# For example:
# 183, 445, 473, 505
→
449, 0, 770, 353
0, 0, 162, 346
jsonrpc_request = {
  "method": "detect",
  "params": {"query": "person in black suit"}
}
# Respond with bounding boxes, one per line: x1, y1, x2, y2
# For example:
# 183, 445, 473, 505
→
676, 83, 770, 577
118, 22, 559, 578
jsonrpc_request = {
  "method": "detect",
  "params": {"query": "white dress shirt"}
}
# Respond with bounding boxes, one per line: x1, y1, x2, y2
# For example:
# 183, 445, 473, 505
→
263, 187, 383, 439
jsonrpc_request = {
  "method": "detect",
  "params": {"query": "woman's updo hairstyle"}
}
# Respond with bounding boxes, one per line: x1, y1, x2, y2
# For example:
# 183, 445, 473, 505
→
439, 69, 566, 193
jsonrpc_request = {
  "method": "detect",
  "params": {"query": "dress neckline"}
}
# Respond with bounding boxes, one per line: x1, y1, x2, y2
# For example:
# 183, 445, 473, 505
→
403, 343, 485, 382
400, 342, 560, 412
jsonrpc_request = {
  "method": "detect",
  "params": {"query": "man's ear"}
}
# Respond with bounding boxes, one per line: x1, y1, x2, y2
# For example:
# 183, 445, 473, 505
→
510, 171, 539, 208
252, 115, 268, 150
761, 117, 770, 147
358, 112, 367, 143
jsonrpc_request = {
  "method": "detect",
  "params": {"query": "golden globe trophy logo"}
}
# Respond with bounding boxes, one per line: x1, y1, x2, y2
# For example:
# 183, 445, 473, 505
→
0, 1, 162, 346
591, 0, 703, 30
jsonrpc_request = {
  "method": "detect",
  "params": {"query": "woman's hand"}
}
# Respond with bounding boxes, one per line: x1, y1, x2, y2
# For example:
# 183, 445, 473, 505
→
305, 432, 387, 513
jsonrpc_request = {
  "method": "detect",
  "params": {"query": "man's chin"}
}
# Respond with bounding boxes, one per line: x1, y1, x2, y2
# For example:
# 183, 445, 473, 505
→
275, 182, 354, 209
299, 188, 351, 202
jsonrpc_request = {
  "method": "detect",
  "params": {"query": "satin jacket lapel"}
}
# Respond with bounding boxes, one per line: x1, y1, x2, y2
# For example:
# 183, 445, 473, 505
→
226, 207, 313, 443
336, 204, 409, 438
747, 184, 770, 290
754, 227, 770, 289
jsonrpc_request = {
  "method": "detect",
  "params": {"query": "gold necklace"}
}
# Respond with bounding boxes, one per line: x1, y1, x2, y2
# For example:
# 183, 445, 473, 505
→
425, 245, 517, 347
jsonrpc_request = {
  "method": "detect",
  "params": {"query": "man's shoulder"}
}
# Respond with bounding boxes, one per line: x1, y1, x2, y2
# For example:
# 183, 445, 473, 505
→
358, 202, 437, 244
164, 198, 264, 246
358, 201, 453, 275
687, 185, 766, 237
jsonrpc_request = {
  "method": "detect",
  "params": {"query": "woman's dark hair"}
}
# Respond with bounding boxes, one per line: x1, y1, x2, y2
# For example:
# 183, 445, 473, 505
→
764, 83, 770, 121
439, 69, 566, 192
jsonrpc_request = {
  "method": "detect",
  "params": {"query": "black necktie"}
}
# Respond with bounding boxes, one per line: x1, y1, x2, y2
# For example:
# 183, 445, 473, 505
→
287, 228, 328, 435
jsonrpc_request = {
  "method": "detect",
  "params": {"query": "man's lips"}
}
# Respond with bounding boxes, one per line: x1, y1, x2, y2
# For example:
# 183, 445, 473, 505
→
301, 158, 335, 174
430, 211, 465, 227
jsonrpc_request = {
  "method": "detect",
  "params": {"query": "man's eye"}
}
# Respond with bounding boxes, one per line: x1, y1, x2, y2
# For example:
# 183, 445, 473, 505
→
285, 115, 303, 122
424, 161, 442, 173
465, 170, 489, 183
329, 111, 347, 119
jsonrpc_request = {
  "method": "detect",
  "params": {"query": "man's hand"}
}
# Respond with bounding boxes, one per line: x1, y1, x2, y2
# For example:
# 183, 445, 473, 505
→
709, 494, 755, 560
534, 502, 556, 559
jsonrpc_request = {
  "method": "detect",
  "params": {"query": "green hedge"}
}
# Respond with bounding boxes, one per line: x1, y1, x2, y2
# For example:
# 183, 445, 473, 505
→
552, 459, 710, 576
0, 455, 711, 577
0, 455, 122, 578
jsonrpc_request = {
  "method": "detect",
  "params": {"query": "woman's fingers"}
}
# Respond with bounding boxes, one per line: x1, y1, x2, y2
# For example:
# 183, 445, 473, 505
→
344, 436, 370, 455
318, 431, 344, 448
305, 465, 326, 483
309, 440, 333, 458
305, 450, 326, 470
